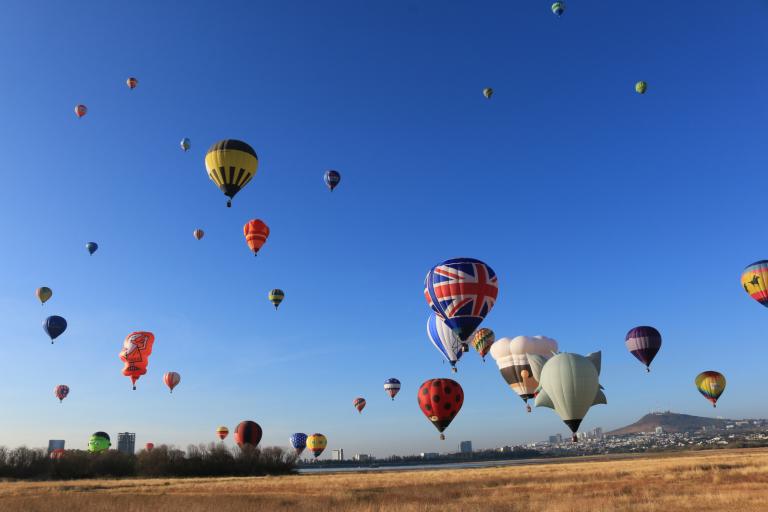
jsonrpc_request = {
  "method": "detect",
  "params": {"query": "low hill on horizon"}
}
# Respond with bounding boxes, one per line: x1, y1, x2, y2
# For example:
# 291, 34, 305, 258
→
607, 412, 731, 436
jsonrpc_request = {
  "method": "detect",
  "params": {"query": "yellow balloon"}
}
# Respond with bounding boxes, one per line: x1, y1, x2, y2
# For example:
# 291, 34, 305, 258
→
204, 140, 258, 207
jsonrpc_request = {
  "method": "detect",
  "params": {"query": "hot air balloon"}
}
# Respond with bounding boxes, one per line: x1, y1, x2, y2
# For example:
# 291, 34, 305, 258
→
353, 397, 366, 413
306, 433, 327, 458
36, 287, 52, 305
205, 139, 258, 207
483, 87, 493, 99
43, 316, 67, 344
234, 421, 262, 447
74, 104, 87, 118
163, 372, 180, 393
244, 219, 270, 256
193, 229, 204, 240
742, 260, 768, 308
418, 378, 464, 440
635, 81, 647, 94
552, 2, 565, 16
216, 426, 229, 441
324, 170, 341, 192
527, 351, 606, 442
88, 432, 111, 453
50, 448, 65, 460
471, 328, 495, 361
424, 258, 498, 341
695, 371, 726, 407
86, 242, 98, 255
427, 314, 464, 372
384, 378, 401, 400
625, 326, 661, 372
490, 335, 558, 412
268, 289, 284, 309
145, 443, 154, 452
118, 331, 155, 390
181, 138, 191, 152
54, 385, 69, 403
290, 433, 307, 456
126, 77, 138, 89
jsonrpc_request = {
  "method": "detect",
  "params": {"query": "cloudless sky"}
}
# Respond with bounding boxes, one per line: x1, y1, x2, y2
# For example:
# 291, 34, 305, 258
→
1, 1, 768, 457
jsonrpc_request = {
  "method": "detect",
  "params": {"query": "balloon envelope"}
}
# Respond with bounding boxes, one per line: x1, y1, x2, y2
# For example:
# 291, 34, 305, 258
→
126, 77, 138, 89
742, 260, 768, 307
353, 397, 366, 413
75, 104, 87, 117
234, 421, 262, 447
268, 289, 285, 309
145, 443, 154, 452
205, 139, 258, 207
54, 385, 69, 403
483, 87, 493, 99
625, 326, 661, 370
306, 433, 327, 458
290, 433, 307, 456
424, 258, 498, 341
635, 81, 647, 94
88, 432, 111, 453
324, 170, 341, 191
471, 328, 495, 360
490, 336, 558, 408
695, 371, 726, 407
244, 220, 270, 255
384, 378, 401, 400
181, 138, 191, 151
552, 2, 565, 15
163, 372, 180, 393
36, 287, 52, 305
119, 331, 155, 389
216, 426, 229, 440
86, 242, 98, 255
43, 316, 67, 342
417, 378, 464, 439
426, 314, 463, 370
193, 229, 204, 240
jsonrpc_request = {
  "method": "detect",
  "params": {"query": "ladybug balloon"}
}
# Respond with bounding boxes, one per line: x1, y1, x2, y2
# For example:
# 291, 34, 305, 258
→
417, 378, 464, 440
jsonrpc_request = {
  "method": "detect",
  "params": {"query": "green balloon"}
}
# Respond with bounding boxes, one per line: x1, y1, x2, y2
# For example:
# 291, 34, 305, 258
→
88, 432, 111, 453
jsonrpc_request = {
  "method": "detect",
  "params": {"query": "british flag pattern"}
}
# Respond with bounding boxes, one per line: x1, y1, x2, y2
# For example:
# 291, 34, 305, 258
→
424, 258, 498, 341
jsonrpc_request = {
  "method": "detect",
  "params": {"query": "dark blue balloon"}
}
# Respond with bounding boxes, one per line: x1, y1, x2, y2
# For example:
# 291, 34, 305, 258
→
43, 315, 67, 343
290, 432, 307, 455
86, 242, 98, 255
324, 170, 341, 191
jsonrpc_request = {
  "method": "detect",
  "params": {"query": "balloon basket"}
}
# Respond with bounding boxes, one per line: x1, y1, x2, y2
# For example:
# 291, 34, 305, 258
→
451, 367, 457, 374
439, 434, 445, 441
526, 405, 532, 413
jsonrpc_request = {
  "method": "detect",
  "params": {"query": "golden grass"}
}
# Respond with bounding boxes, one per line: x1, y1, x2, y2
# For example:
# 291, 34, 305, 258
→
1, 448, 768, 511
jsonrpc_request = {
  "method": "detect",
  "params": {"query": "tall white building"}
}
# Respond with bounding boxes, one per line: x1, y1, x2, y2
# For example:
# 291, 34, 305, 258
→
331, 449, 344, 461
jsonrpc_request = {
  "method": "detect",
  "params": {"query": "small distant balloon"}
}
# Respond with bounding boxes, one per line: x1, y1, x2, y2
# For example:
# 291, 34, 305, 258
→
50, 449, 66, 460
75, 104, 87, 118
268, 289, 285, 309
551, 2, 565, 16
625, 326, 661, 372
126, 77, 138, 89
36, 287, 52, 305
244, 219, 270, 256
384, 378, 401, 400
216, 426, 229, 441
290, 433, 307, 456
324, 170, 341, 192
353, 397, 366, 413
163, 371, 180, 393
43, 316, 67, 343
193, 229, 204, 240
741, 260, 768, 308
306, 433, 327, 458
181, 138, 191, 152
234, 420, 262, 448
635, 81, 647, 94
471, 328, 495, 361
696, 371, 726, 407
483, 88, 493, 99
54, 385, 69, 403
145, 443, 154, 452
86, 242, 98, 255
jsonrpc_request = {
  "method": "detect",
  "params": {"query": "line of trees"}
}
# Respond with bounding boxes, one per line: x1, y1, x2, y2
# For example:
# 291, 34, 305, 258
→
0, 444, 296, 480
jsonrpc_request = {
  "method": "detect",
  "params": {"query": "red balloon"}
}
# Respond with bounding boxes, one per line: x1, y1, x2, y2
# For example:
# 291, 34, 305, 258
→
54, 384, 69, 403
145, 443, 154, 452
74, 104, 87, 118
353, 397, 366, 413
417, 378, 464, 440
50, 449, 65, 460
243, 220, 270, 256
119, 331, 155, 390
193, 229, 204, 240
234, 420, 262, 447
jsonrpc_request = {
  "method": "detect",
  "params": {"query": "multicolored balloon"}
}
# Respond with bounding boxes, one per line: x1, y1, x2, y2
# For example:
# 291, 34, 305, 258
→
119, 331, 155, 390
88, 432, 111, 453
145, 443, 154, 452
290, 433, 307, 456
742, 260, 768, 308
36, 287, 52, 305
528, 352, 606, 442
490, 336, 558, 412
384, 378, 401, 400
86, 242, 98, 255
417, 378, 464, 440
205, 139, 258, 207
50, 448, 65, 460
324, 170, 341, 192
625, 326, 661, 372
74, 104, 87, 118
471, 328, 495, 361
216, 426, 229, 441
126, 77, 138, 89
193, 229, 204, 240
54, 385, 69, 403
427, 314, 463, 372
353, 397, 366, 413
695, 371, 726, 407
163, 371, 180, 393
424, 258, 498, 341
483, 87, 493, 99
43, 315, 67, 344
635, 81, 647, 94
244, 219, 270, 256
551, 2, 565, 16
181, 138, 191, 152
268, 289, 285, 309
306, 433, 327, 458
234, 420, 262, 447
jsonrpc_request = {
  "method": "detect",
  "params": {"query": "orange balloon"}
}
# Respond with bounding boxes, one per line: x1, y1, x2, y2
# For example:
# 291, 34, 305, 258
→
74, 104, 87, 118
119, 331, 155, 390
243, 219, 270, 256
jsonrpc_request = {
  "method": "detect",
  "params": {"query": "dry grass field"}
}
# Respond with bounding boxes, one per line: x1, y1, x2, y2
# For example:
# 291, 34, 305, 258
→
0, 448, 767, 511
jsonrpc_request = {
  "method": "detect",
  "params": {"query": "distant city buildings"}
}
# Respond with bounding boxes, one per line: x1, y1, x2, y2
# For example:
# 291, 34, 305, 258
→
353, 454, 373, 462
592, 427, 604, 440
655, 426, 664, 435
331, 449, 344, 461
420, 452, 439, 459
47, 440, 65, 453
549, 434, 563, 445
459, 441, 472, 453
117, 432, 135, 455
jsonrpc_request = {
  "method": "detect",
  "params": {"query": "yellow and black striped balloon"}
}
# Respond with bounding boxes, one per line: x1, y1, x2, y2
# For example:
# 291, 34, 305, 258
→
204, 140, 258, 207
268, 289, 285, 309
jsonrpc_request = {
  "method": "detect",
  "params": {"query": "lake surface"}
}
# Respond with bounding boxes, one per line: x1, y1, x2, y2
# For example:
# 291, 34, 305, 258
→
297, 457, 555, 474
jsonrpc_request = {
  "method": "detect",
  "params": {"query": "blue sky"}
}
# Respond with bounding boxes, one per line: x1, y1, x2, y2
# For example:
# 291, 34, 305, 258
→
1, 1, 767, 457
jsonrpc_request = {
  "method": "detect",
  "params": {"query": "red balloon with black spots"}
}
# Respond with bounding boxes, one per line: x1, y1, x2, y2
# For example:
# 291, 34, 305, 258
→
417, 378, 464, 439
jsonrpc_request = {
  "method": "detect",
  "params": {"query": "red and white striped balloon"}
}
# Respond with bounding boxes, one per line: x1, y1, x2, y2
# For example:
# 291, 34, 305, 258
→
163, 372, 181, 393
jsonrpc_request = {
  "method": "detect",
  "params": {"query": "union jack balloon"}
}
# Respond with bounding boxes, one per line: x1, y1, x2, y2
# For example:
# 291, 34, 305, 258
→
424, 258, 498, 341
